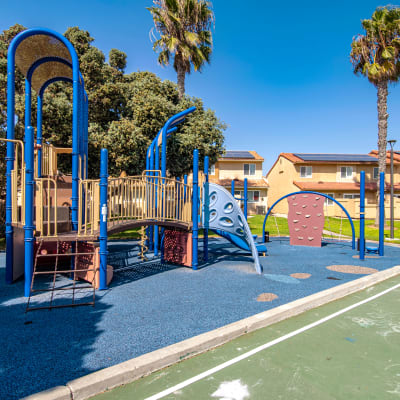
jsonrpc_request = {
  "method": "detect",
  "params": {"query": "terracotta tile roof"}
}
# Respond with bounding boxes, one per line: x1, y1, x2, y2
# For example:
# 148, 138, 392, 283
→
293, 181, 400, 192
280, 153, 304, 163
209, 177, 269, 188
368, 150, 400, 164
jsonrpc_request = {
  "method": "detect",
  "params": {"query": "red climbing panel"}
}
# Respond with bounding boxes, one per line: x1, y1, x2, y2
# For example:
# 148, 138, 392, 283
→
287, 193, 325, 247
163, 230, 192, 267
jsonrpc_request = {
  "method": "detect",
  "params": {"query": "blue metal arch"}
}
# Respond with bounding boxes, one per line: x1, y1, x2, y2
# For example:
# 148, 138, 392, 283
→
6, 27, 81, 288
262, 191, 355, 249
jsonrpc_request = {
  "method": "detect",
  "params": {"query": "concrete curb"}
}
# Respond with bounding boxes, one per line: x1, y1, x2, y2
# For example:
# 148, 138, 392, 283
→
25, 265, 400, 400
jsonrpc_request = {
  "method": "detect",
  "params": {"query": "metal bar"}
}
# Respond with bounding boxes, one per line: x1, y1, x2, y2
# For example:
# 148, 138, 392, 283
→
359, 171, 365, 260
192, 149, 199, 270
99, 148, 108, 290
379, 172, 385, 256
24, 126, 35, 297
31, 286, 93, 292
36, 252, 96, 257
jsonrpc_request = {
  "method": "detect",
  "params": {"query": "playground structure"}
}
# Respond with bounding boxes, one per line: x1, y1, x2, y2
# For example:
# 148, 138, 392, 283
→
4, 28, 265, 308
3, 27, 388, 310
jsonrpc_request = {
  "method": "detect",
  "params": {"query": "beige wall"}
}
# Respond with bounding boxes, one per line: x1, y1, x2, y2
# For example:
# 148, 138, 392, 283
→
294, 163, 400, 185
267, 156, 400, 219
213, 160, 264, 180
267, 156, 298, 215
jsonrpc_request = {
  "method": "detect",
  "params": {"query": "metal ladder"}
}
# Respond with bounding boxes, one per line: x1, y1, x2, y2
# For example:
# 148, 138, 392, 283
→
26, 238, 97, 312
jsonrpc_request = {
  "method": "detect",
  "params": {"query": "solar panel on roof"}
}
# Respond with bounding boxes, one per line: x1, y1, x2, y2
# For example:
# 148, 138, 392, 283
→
222, 151, 254, 159
294, 153, 377, 162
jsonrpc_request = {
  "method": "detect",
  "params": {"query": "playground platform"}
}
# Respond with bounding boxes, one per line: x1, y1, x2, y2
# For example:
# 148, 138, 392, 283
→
1, 237, 400, 399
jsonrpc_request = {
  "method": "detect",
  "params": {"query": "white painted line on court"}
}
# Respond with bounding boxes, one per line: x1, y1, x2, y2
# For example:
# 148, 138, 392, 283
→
144, 282, 400, 400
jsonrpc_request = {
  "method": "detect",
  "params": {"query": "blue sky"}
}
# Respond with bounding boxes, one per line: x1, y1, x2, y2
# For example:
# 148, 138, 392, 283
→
1, 0, 400, 173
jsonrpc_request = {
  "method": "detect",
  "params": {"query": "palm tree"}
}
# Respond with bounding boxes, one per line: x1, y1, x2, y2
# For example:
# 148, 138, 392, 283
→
148, 0, 214, 99
350, 6, 400, 223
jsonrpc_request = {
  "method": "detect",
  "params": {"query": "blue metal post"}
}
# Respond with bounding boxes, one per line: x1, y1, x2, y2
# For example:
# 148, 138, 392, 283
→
37, 95, 43, 177
231, 180, 235, 196
203, 156, 209, 262
379, 172, 385, 256
25, 79, 32, 129
244, 178, 248, 220
71, 63, 80, 231
99, 149, 108, 290
192, 150, 199, 270
359, 171, 365, 260
6, 47, 16, 283
154, 144, 160, 256
148, 143, 155, 251
24, 126, 35, 297
184, 175, 188, 201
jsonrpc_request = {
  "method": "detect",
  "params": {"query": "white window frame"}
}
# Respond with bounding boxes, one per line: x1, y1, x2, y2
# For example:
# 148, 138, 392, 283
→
325, 193, 334, 206
234, 190, 260, 203
244, 163, 256, 176
247, 190, 260, 203
209, 164, 215, 176
343, 193, 360, 199
300, 166, 312, 178
373, 167, 379, 180
340, 166, 353, 179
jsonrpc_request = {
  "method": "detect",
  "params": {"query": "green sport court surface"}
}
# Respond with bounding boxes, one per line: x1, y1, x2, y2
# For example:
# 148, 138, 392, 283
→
92, 274, 400, 400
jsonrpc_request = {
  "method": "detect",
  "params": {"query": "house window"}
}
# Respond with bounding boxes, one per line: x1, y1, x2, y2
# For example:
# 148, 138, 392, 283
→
343, 193, 360, 199
234, 190, 260, 202
244, 163, 256, 176
341, 166, 353, 179
209, 164, 215, 175
300, 166, 312, 178
247, 190, 260, 202
373, 167, 379, 180
325, 193, 334, 206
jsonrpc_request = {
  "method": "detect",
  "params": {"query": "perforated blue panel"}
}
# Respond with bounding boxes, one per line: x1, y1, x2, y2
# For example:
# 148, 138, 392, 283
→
202, 182, 262, 274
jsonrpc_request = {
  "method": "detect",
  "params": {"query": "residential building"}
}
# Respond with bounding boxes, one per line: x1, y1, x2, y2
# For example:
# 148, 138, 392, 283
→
266, 152, 400, 219
209, 151, 269, 215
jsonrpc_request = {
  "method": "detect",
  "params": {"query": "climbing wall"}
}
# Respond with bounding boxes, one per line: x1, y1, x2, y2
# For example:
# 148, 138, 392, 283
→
287, 193, 324, 247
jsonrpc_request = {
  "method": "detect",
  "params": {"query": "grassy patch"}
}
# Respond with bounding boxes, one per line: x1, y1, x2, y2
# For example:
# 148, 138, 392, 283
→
250, 215, 400, 243
100, 216, 400, 244
109, 228, 141, 240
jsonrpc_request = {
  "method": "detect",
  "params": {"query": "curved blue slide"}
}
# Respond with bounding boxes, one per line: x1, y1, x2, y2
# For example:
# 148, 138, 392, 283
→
203, 182, 265, 273
212, 229, 267, 254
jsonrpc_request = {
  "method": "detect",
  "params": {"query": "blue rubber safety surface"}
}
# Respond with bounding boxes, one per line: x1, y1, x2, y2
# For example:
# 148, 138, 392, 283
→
1, 238, 399, 399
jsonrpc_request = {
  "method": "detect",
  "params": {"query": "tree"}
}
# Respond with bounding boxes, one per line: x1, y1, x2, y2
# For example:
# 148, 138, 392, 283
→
350, 6, 400, 223
148, 0, 214, 99
0, 24, 225, 181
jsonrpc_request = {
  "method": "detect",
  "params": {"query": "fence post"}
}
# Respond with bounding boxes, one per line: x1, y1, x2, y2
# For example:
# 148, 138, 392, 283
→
203, 156, 209, 262
379, 172, 385, 256
24, 126, 35, 297
244, 178, 248, 220
359, 171, 365, 260
192, 149, 199, 270
99, 148, 108, 290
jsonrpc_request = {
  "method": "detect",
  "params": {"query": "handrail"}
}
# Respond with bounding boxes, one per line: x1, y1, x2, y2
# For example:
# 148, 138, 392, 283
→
35, 177, 58, 237
0, 138, 25, 225
38, 143, 72, 177
78, 179, 100, 236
